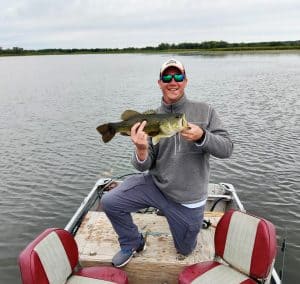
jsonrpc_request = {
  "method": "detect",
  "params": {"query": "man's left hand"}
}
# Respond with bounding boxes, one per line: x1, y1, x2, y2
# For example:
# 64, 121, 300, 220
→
181, 123, 204, 142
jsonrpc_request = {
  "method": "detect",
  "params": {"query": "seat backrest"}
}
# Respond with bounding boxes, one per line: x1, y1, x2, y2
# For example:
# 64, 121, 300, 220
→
214, 210, 277, 280
19, 228, 78, 284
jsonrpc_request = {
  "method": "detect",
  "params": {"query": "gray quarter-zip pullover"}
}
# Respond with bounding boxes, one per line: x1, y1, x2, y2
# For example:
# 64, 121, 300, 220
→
132, 95, 233, 204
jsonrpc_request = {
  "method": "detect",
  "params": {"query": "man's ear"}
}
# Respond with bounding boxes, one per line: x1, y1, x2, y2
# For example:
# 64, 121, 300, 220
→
184, 78, 188, 87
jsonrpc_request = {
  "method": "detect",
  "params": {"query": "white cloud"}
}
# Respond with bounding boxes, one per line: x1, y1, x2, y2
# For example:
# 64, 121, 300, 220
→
0, 0, 299, 49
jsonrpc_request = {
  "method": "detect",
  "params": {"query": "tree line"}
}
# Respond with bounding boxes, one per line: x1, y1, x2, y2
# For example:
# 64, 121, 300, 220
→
1, 40, 300, 56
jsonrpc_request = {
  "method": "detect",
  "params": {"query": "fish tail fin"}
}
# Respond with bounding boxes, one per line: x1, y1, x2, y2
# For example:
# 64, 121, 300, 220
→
96, 123, 116, 143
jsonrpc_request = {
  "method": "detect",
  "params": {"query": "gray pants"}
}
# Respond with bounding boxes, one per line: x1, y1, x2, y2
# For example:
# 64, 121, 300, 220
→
101, 174, 205, 255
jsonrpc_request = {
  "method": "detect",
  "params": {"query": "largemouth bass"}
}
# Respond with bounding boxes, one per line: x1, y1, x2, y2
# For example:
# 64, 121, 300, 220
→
97, 110, 188, 145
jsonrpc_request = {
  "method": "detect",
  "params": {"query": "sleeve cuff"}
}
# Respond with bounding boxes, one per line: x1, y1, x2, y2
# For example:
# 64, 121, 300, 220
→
194, 129, 206, 147
135, 151, 147, 164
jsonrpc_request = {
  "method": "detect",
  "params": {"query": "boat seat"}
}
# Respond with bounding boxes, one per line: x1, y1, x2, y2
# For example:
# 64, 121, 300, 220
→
18, 228, 128, 284
178, 209, 277, 284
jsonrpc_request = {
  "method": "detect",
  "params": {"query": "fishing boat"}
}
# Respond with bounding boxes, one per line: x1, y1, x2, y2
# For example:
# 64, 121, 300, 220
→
19, 176, 282, 284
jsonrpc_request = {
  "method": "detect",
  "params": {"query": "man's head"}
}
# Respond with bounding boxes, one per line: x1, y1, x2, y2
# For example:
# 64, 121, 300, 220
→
158, 59, 188, 104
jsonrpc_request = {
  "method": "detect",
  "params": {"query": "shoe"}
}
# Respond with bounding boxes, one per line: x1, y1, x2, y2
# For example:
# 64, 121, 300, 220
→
136, 233, 146, 253
112, 234, 146, 267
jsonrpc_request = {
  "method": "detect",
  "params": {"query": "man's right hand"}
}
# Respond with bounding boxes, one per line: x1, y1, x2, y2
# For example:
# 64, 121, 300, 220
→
131, 121, 148, 161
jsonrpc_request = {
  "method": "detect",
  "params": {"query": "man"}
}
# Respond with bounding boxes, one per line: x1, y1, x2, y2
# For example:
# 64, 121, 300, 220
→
101, 58, 233, 267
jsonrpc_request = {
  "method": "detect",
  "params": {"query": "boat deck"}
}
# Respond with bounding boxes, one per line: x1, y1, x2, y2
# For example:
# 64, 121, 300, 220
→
75, 210, 223, 284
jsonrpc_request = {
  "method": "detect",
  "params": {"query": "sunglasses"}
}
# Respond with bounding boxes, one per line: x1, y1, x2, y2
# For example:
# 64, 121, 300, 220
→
161, 74, 185, 83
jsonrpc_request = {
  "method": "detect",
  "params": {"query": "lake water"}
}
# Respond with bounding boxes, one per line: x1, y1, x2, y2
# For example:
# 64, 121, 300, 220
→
0, 53, 299, 283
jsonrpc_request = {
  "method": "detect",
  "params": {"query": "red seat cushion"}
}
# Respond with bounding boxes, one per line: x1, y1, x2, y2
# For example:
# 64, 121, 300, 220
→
178, 210, 277, 284
19, 228, 128, 284
19, 228, 77, 284
75, 267, 128, 284
215, 210, 277, 279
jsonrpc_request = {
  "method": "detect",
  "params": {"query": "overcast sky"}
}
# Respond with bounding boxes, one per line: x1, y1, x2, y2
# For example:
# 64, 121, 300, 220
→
1, 0, 299, 49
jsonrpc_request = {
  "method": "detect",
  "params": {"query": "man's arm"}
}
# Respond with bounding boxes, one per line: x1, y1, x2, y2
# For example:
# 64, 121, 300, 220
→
181, 108, 233, 158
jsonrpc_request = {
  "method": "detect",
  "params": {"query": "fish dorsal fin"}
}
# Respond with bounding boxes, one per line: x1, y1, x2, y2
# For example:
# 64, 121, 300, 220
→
121, 110, 141, 120
143, 109, 157, 115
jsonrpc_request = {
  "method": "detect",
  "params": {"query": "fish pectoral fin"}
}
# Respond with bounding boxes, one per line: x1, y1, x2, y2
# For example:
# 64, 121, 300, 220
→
152, 135, 162, 145
121, 110, 141, 120
152, 132, 176, 144
120, 131, 131, 136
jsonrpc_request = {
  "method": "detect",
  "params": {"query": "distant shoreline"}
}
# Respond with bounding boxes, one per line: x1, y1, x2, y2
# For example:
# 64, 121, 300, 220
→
1, 48, 300, 58
1, 40, 300, 57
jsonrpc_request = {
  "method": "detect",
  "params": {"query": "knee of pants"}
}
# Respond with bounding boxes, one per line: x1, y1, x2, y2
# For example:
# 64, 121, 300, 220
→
175, 223, 200, 256
100, 191, 115, 213
177, 242, 197, 256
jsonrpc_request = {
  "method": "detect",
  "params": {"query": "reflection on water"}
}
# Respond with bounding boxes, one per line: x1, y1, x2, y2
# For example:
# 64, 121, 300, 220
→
0, 53, 299, 283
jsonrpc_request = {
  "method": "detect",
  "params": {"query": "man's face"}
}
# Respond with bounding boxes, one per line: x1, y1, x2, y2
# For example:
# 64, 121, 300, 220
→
158, 67, 188, 104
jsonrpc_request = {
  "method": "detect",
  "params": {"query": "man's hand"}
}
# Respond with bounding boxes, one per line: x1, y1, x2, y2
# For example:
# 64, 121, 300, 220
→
181, 123, 204, 142
131, 121, 148, 161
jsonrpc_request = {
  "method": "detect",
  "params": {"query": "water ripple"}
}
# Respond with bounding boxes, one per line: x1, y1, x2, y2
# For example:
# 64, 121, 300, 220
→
1, 53, 299, 283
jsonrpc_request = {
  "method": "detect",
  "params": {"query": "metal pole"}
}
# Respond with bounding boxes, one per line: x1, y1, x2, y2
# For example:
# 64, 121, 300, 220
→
64, 178, 111, 233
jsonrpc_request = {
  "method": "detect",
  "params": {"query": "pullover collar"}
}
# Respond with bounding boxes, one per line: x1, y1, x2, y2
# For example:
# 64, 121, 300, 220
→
160, 94, 187, 113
